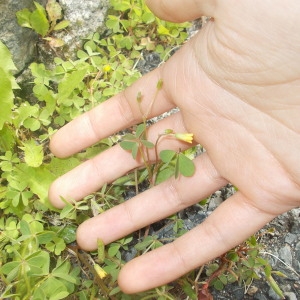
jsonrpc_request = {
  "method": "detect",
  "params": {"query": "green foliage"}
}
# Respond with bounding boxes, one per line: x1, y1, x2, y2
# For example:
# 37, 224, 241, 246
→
0, 42, 19, 130
202, 235, 285, 299
107, 0, 190, 59
160, 149, 195, 179
16, 0, 69, 47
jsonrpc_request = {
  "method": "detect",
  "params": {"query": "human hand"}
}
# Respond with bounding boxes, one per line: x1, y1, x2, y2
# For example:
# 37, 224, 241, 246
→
49, 0, 300, 293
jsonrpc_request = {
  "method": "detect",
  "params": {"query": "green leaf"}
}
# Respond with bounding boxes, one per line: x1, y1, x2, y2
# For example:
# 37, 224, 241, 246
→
134, 236, 156, 251
52, 260, 77, 283
142, 11, 155, 24
34, 277, 70, 300
1, 261, 21, 280
157, 24, 170, 36
60, 202, 75, 219
20, 219, 31, 236
37, 231, 56, 244
213, 279, 224, 291
177, 153, 195, 177
30, 2, 50, 36
247, 235, 257, 246
27, 250, 50, 275
264, 264, 272, 277
58, 67, 88, 101
218, 274, 228, 285
226, 251, 239, 262
155, 166, 174, 184
20, 139, 44, 167
14, 163, 56, 205
120, 140, 136, 151
159, 150, 176, 164
16, 8, 32, 28
112, 1, 131, 11
54, 20, 70, 31
0, 68, 14, 130
242, 257, 255, 268
57, 225, 77, 244
131, 143, 139, 159
106, 16, 121, 33
23, 118, 41, 131
135, 123, 146, 138
108, 243, 121, 257
0, 125, 16, 151
141, 139, 154, 149
266, 275, 285, 299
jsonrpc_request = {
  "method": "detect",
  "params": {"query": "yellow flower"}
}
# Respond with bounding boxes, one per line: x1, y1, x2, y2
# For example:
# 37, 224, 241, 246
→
175, 133, 194, 144
94, 264, 107, 279
103, 64, 111, 72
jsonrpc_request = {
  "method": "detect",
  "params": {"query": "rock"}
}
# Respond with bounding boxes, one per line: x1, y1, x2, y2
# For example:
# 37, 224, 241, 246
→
284, 233, 297, 245
294, 241, 300, 272
278, 244, 293, 267
231, 285, 244, 300
284, 292, 298, 300
55, 0, 109, 59
0, 0, 46, 72
295, 241, 300, 261
254, 293, 269, 300
208, 191, 223, 211
0, 0, 109, 73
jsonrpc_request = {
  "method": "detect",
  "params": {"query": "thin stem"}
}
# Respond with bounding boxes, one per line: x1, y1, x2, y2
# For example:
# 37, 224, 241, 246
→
143, 79, 163, 120
138, 141, 153, 183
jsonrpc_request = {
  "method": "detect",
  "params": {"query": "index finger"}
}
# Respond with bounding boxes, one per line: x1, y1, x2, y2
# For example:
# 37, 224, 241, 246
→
50, 67, 173, 158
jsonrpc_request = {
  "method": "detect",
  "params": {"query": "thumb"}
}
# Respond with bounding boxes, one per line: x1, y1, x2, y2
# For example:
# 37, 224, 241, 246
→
145, 0, 215, 22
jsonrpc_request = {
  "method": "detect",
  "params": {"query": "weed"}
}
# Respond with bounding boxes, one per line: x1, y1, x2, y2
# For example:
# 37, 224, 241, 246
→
199, 234, 285, 299
16, 0, 70, 47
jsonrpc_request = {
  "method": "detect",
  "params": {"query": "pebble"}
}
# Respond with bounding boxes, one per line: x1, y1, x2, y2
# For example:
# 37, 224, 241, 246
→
279, 244, 293, 267
284, 292, 298, 300
285, 233, 297, 245
208, 192, 223, 211
295, 241, 300, 259
254, 293, 269, 300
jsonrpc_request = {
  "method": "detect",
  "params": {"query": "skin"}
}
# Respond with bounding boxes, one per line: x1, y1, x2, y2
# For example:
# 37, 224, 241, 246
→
48, 0, 300, 294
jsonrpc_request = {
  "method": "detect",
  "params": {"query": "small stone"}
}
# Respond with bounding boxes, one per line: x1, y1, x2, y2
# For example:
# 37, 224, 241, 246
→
284, 292, 298, 300
247, 285, 258, 296
279, 244, 293, 266
208, 192, 223, 211
254, 293, 268, 300
285, 233, 297, 245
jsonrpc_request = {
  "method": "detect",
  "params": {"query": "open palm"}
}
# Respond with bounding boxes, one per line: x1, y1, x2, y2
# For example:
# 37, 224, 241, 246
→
49, 0, 300, 293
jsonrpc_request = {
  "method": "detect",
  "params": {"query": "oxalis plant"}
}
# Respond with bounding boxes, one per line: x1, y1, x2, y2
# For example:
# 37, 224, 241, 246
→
120, 79, 195, 187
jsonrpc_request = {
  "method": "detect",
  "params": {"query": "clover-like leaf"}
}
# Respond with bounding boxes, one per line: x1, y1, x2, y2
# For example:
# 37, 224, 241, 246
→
176, 153, 195, 178
159, 149, 176, 164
